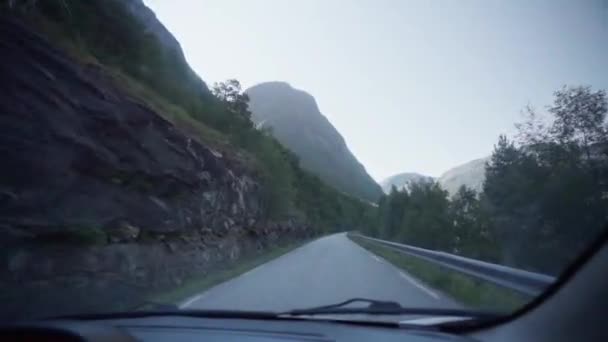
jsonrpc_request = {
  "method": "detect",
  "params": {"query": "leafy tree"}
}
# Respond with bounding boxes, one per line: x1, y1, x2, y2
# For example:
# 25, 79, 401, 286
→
372, 181, 452, 250
483, 86, 608, 272
450, 186, 498, 261
255, 137, 296, 219
548, 86, 607, 155
366, 86, 607, 274
212, 79, 252, 125
402, 181, 452, 250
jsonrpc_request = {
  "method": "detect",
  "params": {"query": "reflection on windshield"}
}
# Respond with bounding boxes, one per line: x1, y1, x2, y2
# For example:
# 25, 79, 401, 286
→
0, 0, 606, 322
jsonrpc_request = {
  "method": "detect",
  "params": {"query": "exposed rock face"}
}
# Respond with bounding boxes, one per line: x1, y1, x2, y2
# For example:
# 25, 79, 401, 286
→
0, 17, 257, 239
2, 218, 309, 319
0, 18, 310, 319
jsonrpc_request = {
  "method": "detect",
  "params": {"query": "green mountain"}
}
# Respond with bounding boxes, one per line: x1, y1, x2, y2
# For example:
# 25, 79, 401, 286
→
246, 82, 383, 202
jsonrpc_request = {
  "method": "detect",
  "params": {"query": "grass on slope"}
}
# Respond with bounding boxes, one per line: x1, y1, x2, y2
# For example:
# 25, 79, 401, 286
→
108, 69, 231, 150
147, 239, 311, 307
348, 235, 529, 313
23, 5, 248, 161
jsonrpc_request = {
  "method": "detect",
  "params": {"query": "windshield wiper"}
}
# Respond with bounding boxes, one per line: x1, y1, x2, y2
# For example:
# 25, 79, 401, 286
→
286, 298, 401, 313
56, 298, 497, 322
54, 308, 402, 329
282, 298, 499, 319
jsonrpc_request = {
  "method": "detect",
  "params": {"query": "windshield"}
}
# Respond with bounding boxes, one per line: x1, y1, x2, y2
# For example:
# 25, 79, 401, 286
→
1, 0, 607, 324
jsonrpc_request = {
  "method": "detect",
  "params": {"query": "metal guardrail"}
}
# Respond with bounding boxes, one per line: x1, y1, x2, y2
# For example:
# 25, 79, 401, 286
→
350, 233, 556, 296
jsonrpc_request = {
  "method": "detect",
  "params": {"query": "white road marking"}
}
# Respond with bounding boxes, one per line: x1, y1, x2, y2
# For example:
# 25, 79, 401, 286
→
180, 294, 203, 308
241, 269, 255, 277
398, 272, 439, 300
347, 234, 441, 300
179, 238, 319, 309
349, 237, 387, 263
241, 266, 262, 277
371, 255, 383, 263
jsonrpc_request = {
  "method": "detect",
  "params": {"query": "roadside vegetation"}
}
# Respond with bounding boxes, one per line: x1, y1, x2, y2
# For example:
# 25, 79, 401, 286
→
349, 235, 529, 312
361, 86, 607, 275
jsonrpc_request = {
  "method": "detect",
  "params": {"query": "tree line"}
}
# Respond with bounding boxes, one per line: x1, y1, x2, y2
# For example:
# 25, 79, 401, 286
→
364, 86, 608, 275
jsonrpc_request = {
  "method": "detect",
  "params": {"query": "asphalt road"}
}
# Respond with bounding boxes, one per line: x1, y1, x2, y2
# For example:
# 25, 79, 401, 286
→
182, 233, 459, 312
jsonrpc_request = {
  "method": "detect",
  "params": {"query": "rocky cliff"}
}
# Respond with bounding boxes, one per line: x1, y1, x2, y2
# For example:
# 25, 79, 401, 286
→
246, 82, 383, 202
0, 17, 309, 319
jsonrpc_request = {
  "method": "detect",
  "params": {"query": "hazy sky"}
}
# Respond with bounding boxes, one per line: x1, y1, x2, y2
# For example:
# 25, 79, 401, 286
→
144, 0, 607, 180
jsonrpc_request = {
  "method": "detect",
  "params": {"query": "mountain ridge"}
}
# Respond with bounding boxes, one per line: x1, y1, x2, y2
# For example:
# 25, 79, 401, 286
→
381, 156, 490, 196
437, 156, 489, 196
380, 172, 434, 194
246, 82, 383, 202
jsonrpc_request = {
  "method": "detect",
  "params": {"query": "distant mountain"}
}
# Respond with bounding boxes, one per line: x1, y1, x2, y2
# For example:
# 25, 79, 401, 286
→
380, 172, 434, 194
384, 157, 490, 197
437, 157, 490, 196
246, 82, 383, 202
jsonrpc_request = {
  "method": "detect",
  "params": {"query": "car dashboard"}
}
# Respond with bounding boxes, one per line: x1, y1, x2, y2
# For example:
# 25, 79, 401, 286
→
1, 315, 476, 342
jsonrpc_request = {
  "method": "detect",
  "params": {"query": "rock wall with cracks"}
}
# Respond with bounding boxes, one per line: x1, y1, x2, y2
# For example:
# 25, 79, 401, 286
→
0, 18, 311, 320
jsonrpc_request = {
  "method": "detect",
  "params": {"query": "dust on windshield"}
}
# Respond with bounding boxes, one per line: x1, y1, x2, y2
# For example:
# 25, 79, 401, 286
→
1, 0, 606, 322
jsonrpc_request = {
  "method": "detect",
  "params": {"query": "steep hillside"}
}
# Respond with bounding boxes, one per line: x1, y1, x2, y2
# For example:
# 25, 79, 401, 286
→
380, 173, 434, 194
0, 15, 297, 318
0, 0, 377, 319
246, 82, 383, 202
123, 0, 184, 58
437, 157, 489, 196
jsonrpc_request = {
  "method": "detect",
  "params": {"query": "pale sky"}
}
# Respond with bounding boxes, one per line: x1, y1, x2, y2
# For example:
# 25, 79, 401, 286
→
144, 0, 608, 180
